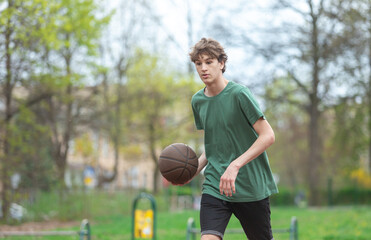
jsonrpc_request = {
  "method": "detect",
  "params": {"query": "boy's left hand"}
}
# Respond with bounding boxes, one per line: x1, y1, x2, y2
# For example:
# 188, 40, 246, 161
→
219, 163, 239, 197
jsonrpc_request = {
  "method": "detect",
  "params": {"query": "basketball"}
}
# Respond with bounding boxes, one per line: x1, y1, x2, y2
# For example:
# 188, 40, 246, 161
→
159, 143, 198, 185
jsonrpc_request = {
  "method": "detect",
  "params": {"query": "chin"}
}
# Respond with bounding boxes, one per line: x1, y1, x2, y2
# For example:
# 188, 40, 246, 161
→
202, 78, 214, 84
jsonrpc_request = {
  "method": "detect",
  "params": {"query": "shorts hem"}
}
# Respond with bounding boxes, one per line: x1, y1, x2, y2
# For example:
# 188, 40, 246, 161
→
201, 230, 224, 239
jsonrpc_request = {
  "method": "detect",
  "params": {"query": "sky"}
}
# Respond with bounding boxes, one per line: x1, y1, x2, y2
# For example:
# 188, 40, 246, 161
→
143, 0, 307, 86
105, 0, 288, 83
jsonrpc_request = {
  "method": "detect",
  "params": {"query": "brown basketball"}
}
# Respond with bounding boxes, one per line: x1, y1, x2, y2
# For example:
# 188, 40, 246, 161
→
159, 143, 198, 185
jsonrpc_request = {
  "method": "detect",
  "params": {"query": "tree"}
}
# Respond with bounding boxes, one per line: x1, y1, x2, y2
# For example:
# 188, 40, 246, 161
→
264, 76, 309, 189
244, 0, 362, 205
93, 0, 156, 187
331, 98, 367, 171
8, 107, 55, 196
210, 0, 370, 204
327, 0, 370, 172
125, 50, 200, 193
0, 0, 60, 220
39, 0, 110, 186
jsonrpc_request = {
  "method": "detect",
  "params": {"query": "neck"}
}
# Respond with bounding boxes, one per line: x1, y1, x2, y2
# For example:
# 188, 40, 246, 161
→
205, 76, 229, 97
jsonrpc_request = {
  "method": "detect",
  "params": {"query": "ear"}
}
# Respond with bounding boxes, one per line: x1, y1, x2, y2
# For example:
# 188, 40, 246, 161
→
219, 61, 225, 70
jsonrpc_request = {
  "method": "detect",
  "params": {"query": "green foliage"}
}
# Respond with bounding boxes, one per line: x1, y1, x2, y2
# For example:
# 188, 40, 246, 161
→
270, 188, 296, 206
331, 99, 367, 170
54, 0, 111, 56
121, 144, 143, 161
74, 133, 95, 159
350, 168, 371, 188
125, 50, 202, 147
264, 76, 309, 188
0, 0, 112, 211
121, 50, 203, 191
8, 106, 56, 192
332, 187, 371, 205
127, 50, 178, 115
271, 186, 371, 206
263, 67, 370, 192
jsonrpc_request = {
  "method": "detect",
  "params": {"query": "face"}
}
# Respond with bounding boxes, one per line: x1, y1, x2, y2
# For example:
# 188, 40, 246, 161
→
194, 54, 224, 85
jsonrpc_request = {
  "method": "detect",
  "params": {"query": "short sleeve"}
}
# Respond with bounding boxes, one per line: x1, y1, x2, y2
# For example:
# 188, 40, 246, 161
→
191, 101, 203, 130
237, 87, 265, 126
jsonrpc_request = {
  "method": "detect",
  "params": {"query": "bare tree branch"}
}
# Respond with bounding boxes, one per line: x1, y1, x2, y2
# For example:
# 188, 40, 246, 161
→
287, 69, 311, 95
9, 92, 52, 118
274, 0, 307, 17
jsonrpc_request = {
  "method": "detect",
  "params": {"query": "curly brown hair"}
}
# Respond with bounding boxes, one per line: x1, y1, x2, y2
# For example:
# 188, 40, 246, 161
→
189, 38, 228, 73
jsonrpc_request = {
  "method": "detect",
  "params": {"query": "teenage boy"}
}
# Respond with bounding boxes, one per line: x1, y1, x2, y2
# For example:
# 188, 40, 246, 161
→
189, 38, 278, 240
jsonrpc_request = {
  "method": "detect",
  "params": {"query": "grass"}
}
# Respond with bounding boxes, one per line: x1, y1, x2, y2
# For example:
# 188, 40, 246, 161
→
2, 190, 371, 239
2, 206, 371, 239
92, 206, 371, 240
271, 206, 371, 240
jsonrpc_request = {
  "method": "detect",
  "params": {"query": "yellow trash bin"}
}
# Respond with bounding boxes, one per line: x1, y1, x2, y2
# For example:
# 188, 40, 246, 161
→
134, 209, 154, 238
132, 193, 157, 240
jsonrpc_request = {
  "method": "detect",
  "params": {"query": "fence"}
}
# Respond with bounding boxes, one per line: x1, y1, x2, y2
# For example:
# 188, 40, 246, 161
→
0, 219, 91, 239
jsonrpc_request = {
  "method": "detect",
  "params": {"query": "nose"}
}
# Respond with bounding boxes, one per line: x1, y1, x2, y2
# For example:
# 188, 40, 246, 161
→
201, 63, 207, 71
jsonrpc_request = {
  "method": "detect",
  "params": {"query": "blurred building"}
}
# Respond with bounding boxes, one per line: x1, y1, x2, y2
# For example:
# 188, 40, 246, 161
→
67, 131, 156, 191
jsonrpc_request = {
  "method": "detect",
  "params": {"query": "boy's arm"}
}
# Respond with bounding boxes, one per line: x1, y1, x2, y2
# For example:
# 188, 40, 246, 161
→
193, 130, 208, 177
219, 117, 275, 197
196, 151, 208, 176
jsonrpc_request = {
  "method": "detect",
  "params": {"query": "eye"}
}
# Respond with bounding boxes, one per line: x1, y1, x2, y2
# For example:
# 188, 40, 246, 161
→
206, 61, 212, 64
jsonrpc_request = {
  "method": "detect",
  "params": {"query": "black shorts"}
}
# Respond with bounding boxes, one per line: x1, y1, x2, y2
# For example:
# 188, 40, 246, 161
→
200, 194, 273, 240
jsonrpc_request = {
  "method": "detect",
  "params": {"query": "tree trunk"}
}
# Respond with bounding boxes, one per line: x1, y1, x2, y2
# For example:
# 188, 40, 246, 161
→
307, 3, 322, 205
368, 21, 371, 173
97, 61, 126, 187
186, 0, 194, 74
56, 153, 67, 187
2, 86, 11, 221
149, 121, 159, 193
1, 1, 14, 219
307, 100, 321, 205
52, 53, 74, 186
368, 69, 371, 173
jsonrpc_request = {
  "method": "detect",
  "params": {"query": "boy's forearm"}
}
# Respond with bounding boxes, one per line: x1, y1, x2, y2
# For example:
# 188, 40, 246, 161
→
231, 118, 275, 169
197, 151, 208, 175
232, 133, 275, 169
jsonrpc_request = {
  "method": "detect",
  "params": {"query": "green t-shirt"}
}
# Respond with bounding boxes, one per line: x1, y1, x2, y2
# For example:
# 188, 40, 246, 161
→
191, 81, 278, 202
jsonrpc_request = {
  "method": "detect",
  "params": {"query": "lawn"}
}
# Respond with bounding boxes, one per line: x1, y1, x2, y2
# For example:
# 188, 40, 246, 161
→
1, 206, 371, 239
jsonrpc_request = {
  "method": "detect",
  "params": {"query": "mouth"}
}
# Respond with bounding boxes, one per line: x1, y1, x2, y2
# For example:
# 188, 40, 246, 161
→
202, 74, 209, 78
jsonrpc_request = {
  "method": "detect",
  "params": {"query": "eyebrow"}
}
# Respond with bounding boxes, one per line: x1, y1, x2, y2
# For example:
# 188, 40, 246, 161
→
195, 57, 213, 62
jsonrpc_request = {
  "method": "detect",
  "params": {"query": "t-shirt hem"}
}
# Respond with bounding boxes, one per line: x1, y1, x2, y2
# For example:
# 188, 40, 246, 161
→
202, 189, 279, 203
250, 113, 265, 126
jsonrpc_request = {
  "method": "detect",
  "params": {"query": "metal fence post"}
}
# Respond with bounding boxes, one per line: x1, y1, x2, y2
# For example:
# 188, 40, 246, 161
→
79, 219, 91, 240
186, 218, 196, 240
289, 216, 298, 240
